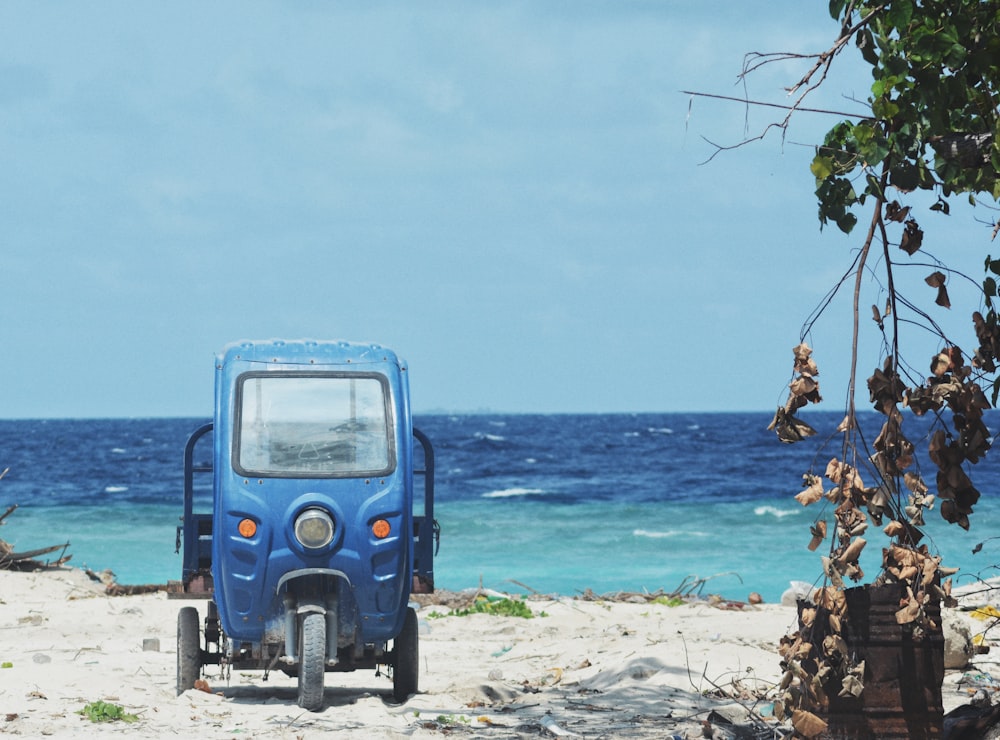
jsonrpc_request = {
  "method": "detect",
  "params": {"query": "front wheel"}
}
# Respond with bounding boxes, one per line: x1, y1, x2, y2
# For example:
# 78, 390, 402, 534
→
176, 606, 201, 694
392, 607, 419, 702
297, 612, 326, 711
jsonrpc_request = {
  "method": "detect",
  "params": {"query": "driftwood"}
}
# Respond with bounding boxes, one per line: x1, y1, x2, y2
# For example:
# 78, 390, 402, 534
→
0, 504, 73, 571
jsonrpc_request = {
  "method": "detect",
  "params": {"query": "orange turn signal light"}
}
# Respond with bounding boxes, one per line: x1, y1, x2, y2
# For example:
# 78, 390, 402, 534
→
372, 519, 391, 539
238, 518, 258, 538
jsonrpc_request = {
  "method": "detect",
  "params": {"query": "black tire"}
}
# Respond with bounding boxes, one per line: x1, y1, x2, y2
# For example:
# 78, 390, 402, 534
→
176, 606, 201, 695
297, 612, 326, 711
392, 607, 419, 702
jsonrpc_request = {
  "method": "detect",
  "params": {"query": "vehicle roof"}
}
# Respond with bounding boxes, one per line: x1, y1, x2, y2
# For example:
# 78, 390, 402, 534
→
217, 339, 403, 368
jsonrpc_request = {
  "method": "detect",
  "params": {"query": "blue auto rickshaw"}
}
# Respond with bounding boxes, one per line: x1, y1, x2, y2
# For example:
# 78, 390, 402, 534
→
170, 339, 437, 710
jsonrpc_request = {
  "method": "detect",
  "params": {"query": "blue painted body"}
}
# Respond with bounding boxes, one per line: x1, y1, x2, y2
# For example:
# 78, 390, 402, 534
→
211, 339, 414, 646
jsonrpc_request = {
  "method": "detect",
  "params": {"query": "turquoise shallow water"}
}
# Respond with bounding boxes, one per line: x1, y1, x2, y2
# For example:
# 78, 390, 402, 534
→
3, 413, 1000, 603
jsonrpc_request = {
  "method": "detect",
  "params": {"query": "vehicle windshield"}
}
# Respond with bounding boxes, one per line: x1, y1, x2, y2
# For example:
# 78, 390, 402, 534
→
235, 373, 394, 477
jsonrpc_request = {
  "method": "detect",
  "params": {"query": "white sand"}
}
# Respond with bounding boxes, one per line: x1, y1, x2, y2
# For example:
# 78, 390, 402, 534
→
0, 568, 993, 738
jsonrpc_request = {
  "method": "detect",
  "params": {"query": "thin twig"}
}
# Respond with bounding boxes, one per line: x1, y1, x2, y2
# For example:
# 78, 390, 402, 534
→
679, 90, 863, 119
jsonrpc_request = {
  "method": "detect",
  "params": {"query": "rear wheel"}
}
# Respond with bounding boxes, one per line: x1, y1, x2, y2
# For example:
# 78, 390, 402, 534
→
297, 612, 326, 711
176, 606, 201, 694
392, 607, 419, 702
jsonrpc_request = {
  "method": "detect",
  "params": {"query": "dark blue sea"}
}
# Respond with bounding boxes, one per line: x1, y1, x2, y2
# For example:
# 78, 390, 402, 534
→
2, 412, 999, 603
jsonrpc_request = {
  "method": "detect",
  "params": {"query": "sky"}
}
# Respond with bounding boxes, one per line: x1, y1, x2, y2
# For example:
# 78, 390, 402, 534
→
1, 1, 995, 418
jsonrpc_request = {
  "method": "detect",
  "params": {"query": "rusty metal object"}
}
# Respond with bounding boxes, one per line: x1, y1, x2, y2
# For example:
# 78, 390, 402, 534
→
824, 582, 944, 739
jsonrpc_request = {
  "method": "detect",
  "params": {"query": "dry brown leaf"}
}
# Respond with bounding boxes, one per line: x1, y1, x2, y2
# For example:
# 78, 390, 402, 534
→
839, 673, 865, 698
886, 200, 910, 222
884, 520, 906, 537
838, 537, 867, 564
823, 634, 848, 660
791, 709, 828, 738
904, 472, 928, 495
808, 520, 828, 551
931, 352, 951, 377
812, 586, 846, 615
795, 475, 824, 506
900, 219, 924, 255
925, 271, 946, 289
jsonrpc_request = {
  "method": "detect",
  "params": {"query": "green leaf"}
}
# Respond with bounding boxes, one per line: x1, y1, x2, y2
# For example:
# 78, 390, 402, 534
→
985, 277, 997, 298
885, 3, 913, 32
836, 212, 858, 234
811, 156, 834, 181
857, 28, 879, 65
889, 162, 920, 192
871, 97, 900, 120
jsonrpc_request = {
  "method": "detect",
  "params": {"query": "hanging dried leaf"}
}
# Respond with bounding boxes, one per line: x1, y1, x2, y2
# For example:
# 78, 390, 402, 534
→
821, 556, 845, 588
839, 673, 865, 698
899, 219, 924, 255
895, 587, 923, 625
865, 485, 889, 523
836, 414, 854, 432
791, 709, 828, 738
796, 475, 825, 506
828, 612, 842, 634
885, 200, 910, 223
884, 520, 906, 537
808, 520, 828, 551
925, 271, 946, 289
837, 537, 867, 565
868, 355, 906, 413
790, 374, 821, 401
793, 342, 813, 363
812, 586, 847, 615
904, 472, 928, 495
905, 384, 943, 415
768, 407, 818, 444
823, 634, 849, 660
925, 271, 951, 308
931, 352, 952, 377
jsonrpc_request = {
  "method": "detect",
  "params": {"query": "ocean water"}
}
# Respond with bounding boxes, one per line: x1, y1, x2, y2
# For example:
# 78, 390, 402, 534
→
1, 412, 999, 604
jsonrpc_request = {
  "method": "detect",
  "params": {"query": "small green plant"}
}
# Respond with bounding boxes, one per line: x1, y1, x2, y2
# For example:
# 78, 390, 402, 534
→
650, 595, 685, 607
435, 713, 470, 725
453, 596, 535, 618
78, 700, 139, 723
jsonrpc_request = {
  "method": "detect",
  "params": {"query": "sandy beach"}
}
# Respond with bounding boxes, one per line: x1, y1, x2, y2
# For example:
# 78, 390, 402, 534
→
0, 568, 996, 739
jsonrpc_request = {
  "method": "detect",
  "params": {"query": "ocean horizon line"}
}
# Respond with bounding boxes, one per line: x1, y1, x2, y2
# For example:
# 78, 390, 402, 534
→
0, 407, 932, 423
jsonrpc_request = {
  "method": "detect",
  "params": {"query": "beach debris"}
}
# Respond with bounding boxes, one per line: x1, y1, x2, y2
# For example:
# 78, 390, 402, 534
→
943, 688, 1000, 739
540, 713, 582, 737
0, 504, 72, 571
570, 572, 749, 609
82, 568, 167, 596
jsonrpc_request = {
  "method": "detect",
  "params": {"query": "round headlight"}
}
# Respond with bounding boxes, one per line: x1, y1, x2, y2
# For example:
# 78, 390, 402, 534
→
294, 508, 335, 549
